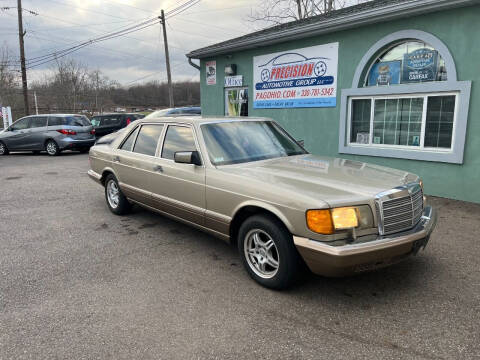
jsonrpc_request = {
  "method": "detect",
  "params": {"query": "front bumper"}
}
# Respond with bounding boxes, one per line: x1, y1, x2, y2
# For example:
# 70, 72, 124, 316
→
294, 206, 437, 277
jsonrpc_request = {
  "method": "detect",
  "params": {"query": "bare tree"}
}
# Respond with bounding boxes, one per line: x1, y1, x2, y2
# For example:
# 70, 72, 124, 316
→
249, 0, 371, 25
0, 44, 23, 118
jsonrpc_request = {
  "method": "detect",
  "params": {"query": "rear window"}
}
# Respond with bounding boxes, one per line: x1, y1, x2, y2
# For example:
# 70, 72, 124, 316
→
64, 116, 91, 127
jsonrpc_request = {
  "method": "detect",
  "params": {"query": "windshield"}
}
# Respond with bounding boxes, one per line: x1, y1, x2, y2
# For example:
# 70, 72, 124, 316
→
201, 121, 306, 166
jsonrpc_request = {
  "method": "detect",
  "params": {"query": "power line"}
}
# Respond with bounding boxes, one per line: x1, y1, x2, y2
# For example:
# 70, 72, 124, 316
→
25, 18, 161, 68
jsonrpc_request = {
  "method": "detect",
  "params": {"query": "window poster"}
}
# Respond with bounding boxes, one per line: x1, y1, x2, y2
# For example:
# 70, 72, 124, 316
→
368, 60, 401, 86
206, 61, 216, 85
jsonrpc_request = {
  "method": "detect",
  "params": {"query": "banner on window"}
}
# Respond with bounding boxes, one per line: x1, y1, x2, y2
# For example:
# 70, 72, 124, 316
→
368, 60, 401, 86
253, 43, 338, 109
402, 48, 439, 83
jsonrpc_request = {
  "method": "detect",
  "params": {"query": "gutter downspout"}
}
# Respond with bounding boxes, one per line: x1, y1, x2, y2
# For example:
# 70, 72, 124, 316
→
188, 57, 200, 70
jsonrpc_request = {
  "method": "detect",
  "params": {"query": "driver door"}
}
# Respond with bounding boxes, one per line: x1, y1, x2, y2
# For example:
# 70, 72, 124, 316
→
149, 124, 206, 226
4, 117, 32, 150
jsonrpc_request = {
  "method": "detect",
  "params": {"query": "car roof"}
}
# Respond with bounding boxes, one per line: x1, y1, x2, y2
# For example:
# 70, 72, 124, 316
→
93, 113, 138, 116
137, 116, 271, 126
22, 114, 85, 117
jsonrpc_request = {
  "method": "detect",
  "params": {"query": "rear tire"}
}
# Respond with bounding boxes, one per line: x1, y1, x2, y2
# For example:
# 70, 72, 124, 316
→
238, 214, 302, 290
45, 140, 60, 156
104, 174, 131, 215
0, 141, 8, 155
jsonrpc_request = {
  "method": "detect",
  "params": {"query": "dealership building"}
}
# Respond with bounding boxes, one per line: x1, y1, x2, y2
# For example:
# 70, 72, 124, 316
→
187, 0, 480, 203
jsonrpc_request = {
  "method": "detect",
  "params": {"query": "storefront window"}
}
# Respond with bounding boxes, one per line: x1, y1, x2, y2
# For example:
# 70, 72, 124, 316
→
366, 41, 447, 87
225, 88, 248, 116
349, 93, 456, 150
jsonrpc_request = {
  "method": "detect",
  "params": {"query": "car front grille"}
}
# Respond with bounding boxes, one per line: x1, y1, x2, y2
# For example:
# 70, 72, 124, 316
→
376, 185, 424, 235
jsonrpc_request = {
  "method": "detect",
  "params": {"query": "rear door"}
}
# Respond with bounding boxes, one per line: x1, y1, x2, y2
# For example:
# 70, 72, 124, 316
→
27, 116, 48, 150
112, 123, 164, 205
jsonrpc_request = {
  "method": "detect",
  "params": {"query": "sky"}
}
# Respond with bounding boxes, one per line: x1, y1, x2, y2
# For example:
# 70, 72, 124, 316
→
0, 0, 261, 86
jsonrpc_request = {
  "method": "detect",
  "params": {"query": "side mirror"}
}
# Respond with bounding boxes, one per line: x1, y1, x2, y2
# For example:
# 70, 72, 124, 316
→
297, 139, 305, 147
174, 151, 202, 166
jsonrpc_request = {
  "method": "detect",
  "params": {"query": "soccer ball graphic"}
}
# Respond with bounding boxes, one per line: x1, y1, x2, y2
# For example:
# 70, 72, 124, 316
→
261, 69, 270, 82
314, 61, 327, 77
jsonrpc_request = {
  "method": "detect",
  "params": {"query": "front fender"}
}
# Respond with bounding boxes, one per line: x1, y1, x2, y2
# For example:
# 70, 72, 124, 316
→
231, 199, 296, 234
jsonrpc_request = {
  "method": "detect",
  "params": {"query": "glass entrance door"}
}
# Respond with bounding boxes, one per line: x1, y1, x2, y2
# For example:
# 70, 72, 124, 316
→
225, 87, 248, 116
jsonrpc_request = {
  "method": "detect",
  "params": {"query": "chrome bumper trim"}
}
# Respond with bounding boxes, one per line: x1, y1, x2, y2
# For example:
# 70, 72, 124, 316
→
294, 206, 436, 257
87, 169, 102, 184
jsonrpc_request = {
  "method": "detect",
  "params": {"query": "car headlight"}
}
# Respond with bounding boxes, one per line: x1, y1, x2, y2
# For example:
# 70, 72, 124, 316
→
306, 205, 373, 235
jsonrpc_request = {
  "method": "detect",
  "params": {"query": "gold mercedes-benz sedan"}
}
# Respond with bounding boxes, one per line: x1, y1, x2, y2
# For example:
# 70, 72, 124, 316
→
88, 117, 436, 289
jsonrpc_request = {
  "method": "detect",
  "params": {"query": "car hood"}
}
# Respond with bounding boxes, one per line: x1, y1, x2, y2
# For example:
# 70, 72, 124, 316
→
218, 154, 419, 207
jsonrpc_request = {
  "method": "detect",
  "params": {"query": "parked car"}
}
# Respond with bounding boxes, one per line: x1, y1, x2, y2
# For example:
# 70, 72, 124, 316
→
0, 114, 95, 156
90, 113, 144, 138
145, 106, 201, 118
87, 117, 436, 289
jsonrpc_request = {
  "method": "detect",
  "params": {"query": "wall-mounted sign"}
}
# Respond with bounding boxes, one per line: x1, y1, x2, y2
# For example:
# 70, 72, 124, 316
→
224, 75, 243, 87
253, 42, 338, 109
368, 60, 401, 86
206, 60, 216, 85
402, 48, 439, 83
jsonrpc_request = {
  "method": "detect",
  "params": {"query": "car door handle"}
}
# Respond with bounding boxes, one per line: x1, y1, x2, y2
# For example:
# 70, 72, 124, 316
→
113, 156, 120, 162
153, 165, 163, 173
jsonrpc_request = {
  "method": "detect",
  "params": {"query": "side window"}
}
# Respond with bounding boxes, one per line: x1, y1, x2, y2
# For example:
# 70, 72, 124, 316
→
11, 117, 31, 130
91, 117, 101, 127
161, 125, 197, 160
119, 127, 140, 151
132, 124, 164, 156
104, 116, 121, 126
30, 116, 48, 128
47, 117, 63, 127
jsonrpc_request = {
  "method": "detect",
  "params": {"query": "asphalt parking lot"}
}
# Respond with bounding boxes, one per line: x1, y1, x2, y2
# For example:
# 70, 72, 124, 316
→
0, 153, 479, 359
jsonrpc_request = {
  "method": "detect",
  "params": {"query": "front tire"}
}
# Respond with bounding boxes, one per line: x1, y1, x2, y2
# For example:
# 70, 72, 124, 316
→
104, 174, 131, 215
45, 140, 60, 156
238, 214, 302, 290
0, 141, 9, 155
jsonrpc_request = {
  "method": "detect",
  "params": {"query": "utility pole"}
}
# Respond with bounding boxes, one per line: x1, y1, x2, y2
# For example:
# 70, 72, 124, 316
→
17, 0, 29, 115
159, 10, 174, 108
34, 91, 38, 114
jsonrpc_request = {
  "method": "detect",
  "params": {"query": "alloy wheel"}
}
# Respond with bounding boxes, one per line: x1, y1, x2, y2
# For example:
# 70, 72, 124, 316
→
107, 180, 120, 209
244, 229, 280, 279
0, 143, 5, 155
46, 141, 57, 155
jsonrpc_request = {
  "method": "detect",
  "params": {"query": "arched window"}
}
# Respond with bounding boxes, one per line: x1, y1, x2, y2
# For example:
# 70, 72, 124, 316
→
365, 40, 448, 87
339, 30, 471, 164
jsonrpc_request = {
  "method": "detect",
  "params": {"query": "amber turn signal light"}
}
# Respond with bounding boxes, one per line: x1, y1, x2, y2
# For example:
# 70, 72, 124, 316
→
306, 209, 334, 234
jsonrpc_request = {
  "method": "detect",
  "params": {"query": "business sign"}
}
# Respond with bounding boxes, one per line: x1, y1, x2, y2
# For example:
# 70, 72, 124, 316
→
1, 106, 12, 129
368, 60, 401, 86
224, 75, 243, 87
206, 60, 216, 85
253, 43, 338, 109
402, 48, 439, 83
